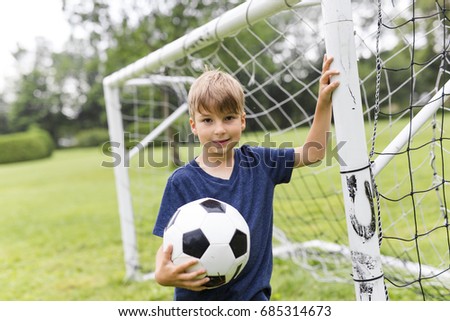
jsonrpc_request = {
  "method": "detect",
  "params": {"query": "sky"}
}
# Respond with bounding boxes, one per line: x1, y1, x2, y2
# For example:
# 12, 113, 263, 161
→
0, 0, 70, 91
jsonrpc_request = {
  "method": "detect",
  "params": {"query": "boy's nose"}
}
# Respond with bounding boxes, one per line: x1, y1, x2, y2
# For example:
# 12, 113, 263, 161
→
214, 122, 226, 135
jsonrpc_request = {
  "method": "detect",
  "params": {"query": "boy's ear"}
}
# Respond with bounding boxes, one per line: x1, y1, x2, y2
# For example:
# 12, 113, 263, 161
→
189, 117, 197, 135
241, 113, 246, 131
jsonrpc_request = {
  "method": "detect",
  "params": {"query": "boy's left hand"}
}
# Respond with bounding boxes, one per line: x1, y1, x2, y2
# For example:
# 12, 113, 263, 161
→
318, 55, 340, 106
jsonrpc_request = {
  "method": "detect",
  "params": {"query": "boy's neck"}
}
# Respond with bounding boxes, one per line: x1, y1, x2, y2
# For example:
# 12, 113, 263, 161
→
196, 149, 235, 180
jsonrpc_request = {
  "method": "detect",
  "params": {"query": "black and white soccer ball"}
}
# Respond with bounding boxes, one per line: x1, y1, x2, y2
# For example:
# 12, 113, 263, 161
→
163, 197, 250, 288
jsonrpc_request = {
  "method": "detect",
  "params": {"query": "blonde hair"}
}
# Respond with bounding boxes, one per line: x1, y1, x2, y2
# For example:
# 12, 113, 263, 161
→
188, 69, 245, 117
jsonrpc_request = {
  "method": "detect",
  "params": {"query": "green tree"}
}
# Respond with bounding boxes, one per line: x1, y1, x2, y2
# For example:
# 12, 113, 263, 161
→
9, 0, 444, 143
0, 93, 9, 134
61, 0, 245, 130
9, 40, 69, 141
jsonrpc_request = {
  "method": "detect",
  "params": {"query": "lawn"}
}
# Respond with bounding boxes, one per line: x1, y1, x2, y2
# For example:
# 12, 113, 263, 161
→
0, 147, 356, 300
1, 118, 447, 301
0, 148, 159, 300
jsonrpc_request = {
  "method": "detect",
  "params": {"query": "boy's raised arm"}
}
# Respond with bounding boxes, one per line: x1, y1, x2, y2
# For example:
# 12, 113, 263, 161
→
294, 55, 340, 168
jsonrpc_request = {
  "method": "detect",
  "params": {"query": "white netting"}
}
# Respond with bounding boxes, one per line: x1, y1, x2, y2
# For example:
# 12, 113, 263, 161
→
106, 0, 449, 300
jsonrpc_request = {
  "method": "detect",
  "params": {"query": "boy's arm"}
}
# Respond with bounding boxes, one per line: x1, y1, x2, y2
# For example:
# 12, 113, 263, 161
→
294, 55, 340, 168
154, 243, 210, 291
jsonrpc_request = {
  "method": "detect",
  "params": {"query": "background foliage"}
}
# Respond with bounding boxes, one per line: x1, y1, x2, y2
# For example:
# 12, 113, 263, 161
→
0, 0, 447, 301
0, 0, 444, 146
0, 128, 54, 164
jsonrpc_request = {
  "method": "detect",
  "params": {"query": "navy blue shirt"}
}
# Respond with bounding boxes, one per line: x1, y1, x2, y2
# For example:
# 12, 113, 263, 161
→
153, 145, 295, 300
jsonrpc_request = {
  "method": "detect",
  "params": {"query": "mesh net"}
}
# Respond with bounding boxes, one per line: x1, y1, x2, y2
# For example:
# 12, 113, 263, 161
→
110, 0, 449, 300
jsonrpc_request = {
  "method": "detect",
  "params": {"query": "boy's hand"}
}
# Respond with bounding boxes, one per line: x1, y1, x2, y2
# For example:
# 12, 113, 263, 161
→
318, 55, 340, 107
293, 54, 340, 168
155, 244, 210, 291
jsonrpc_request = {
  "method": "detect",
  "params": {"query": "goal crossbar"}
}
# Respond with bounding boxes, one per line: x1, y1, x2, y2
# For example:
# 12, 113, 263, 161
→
125, 76, 196, 87
103, 0, 320, 88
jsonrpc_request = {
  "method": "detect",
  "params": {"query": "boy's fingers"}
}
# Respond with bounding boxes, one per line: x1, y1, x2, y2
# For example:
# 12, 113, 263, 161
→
167, 254, 208, 279
175, 258, 203, 273
323, 81, 340, 97
164, 243, 173, 252
182, 275, 211, 291
321, 70, 340, 84
193, 276, 211, 287
162, 244, 173, 260
323, 55, 334, 67
323, 69, 340, 77
175, 260, 208, 282
186, 267, 208, 279
179, 269, 207, 283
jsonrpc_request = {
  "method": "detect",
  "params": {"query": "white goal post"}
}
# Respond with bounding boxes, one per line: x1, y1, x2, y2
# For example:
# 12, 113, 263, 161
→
104, 0, 450, 300
322, 0, 386, 300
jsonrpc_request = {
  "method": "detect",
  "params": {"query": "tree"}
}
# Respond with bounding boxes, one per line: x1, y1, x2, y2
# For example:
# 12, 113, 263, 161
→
9, 39, 69, 141
9, 0, 443, 143
60, 0, 245, 129
0, 93, 9, 134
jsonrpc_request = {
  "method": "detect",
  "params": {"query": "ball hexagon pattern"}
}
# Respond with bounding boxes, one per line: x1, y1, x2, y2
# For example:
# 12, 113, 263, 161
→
163, 197, 250, 288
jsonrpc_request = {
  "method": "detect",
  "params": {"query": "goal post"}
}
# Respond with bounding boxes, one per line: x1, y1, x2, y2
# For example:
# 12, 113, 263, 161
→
103, 0, 450, 300
104, 84, 139, 279
102, 0, 318, 88
322, 0, 386, 300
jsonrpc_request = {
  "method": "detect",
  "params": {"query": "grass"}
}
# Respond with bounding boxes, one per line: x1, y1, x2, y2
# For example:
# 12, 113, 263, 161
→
1, 111, 448, 301
0, 147, 355, 300
1, 148, 150, 300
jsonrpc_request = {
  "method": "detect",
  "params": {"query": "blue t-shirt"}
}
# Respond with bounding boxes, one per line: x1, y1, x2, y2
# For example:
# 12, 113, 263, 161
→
153, 144, 295, 300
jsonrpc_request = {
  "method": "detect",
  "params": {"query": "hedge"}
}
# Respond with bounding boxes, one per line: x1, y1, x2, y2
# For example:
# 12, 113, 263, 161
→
0, 129, 54, 164
75, 128, 110, 147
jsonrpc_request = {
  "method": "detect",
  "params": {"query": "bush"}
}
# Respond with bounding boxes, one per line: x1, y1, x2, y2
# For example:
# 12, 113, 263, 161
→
0, 129, 54, 164
75, 128, 110, 147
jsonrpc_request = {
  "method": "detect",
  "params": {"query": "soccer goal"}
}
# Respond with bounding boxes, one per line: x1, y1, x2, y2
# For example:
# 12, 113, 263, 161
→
103, 0, 449, 300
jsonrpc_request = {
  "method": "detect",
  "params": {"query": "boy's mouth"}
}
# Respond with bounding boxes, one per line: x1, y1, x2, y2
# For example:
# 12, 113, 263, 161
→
212, 139, 231, 146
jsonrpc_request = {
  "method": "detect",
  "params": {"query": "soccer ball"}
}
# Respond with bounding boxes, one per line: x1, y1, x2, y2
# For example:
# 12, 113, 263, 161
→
163, 197, 250, 288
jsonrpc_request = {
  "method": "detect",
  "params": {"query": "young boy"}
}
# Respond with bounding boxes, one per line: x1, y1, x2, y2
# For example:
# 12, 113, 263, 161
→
153, 55, 340, 300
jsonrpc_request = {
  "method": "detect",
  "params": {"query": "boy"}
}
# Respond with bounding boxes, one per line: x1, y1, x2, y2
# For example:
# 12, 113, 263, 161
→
153, 55, 340, 300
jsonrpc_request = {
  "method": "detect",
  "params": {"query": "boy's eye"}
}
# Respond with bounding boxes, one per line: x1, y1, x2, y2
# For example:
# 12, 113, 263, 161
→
225, 115, 236, 121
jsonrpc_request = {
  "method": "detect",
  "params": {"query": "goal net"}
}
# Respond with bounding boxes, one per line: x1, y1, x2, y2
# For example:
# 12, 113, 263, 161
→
104, 0, 449, 300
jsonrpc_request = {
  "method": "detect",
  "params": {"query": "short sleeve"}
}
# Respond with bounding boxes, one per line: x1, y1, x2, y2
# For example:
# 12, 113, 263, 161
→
153, 176, 184, 237
241, 146, 295, 185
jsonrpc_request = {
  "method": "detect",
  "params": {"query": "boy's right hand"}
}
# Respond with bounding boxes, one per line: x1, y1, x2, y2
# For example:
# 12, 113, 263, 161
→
154, 244, 210, 291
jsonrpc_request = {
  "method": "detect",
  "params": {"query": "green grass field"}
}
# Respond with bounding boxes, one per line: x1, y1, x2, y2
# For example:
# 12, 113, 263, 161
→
1, 112, 448, 300
0, 147, 358, 300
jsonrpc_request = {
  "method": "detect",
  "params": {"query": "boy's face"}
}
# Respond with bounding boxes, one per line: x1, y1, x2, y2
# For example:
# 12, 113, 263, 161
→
190, 110, 246, 158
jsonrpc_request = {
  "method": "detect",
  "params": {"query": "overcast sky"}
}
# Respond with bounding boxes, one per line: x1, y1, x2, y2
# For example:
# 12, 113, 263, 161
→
0, 0, 70, 91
